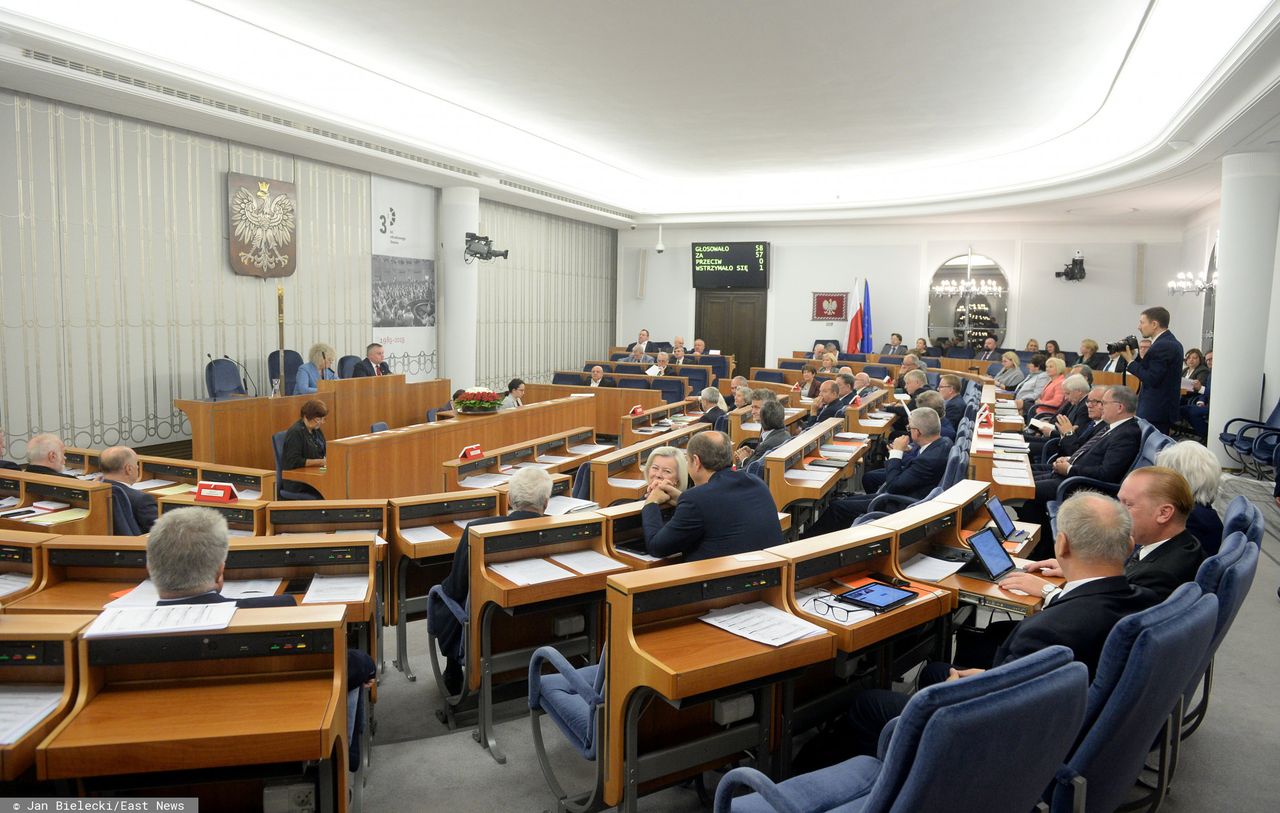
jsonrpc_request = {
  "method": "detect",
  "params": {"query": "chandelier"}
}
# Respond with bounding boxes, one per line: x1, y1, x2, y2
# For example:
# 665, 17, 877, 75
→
1167, 271, 1217, 295
931, 278, 1004, 297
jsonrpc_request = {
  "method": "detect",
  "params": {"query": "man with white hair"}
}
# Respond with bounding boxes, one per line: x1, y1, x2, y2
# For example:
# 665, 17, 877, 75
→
24, 433, 69, 477
99, 446, 158, 533
433, 467, 553, 694
148, 507, 295, 608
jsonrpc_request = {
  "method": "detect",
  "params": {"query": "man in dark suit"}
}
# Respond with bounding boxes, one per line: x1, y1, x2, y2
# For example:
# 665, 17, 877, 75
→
1027, 374, 1091, 459
586, 365, 613, 388
847, 492, 1158, 755
1122, 306, 1184, 434
99, 446, 158, 534
352, 342, 391, 377
433, 467, 551, 693
627, 329, 651, 354
804, 408, 952, 536
0, 430, 18, 470
23, 433, 71, 478
1030, 385, 1143, 507
937, 374, 965, 428
879, 333, 907, 355
973, 336, 1001, 362
643, 431, 783, 560
804, 380, 843, 428
862, 393, 953, 494
735, 401, 790, 469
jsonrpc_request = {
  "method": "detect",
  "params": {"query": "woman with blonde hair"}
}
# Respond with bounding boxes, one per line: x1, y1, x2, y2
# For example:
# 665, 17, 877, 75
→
994, 351, 1026, 390
643, 446, 689, 502
1030, 357, 1068, 418
295, 342, 337, 395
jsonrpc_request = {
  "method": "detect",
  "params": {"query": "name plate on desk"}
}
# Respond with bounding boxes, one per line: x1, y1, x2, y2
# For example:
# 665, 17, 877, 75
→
194, 481, 237, 502
460, 444, 484, 460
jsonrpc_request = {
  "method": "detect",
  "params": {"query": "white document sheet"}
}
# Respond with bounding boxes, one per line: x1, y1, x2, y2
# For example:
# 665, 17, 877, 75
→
794, 587, 874, 626
131, 478, 176, 491
0, 685, 64, 745
83, 603, 238, 639
835, 432, 869, 441
454, 520, 474, 530
607, 477, 646, 488
993, 458, 1029, 470
994, 471, 1034, 486
302, 574, 369, 604
238, 489, 262, 500
31, 501, 69, 511
993, 450, 1029, 460
544, 496, 600, 515
1180, 377, 1198, 391
0, 572, 32, 598
741, 422, 762, 431
860, 418, 889, 427
568, 444, 614, 455
489, 557, 574, 586
220, 579, 284, 600
549, 550, 626, 575
0, 496, 19, 509
699, 601, 826, 647
400, 525, 453, 544
784, 469, 832, 483
900, 553, 967, 581
569, 393, 596, 398
512, 461, 554, 470
870, 411, 897, 419
536, 454, 573, 464
783, 408, 804, 416
460, 473, 512, 488
227, 529, 254, 537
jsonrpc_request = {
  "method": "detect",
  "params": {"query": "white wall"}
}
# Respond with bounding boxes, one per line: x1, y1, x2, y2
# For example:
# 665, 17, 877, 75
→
618, 222, 1188, 362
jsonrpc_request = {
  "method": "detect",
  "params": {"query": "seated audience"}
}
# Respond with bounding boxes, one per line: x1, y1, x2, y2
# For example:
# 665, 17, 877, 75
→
1180, 350, 1212, 437
500, 378, 525, 409
295, 342, 338, 394
1028, 357, 1067, 418
1155, 441, 1225, 555
795, 364, 821, 398
24, 433, 69, 477
281, 399, 328, 499
692, 338, 708, 355
1043, 339, 1065, 360
974, 336, 1000, 361
993, 351, 1026, 390
627, 329, 651, 354
893, 354, 922, 389
863, 392, 953, 494
626, 345, 655, 364
642, 432, 782, 560
1102, 344, 1129, 373
914, 391, 956, 440
804, 380, 842, 427
810, 341, 827, 359
352, 342, 390, 377
729, 375, 749, 393
735, 400, 790, 469
1182, 348, 1210, 392
936, 374, 965, 427
853, 371, 878, 399
671, 345, 687, 366
1078, 338, 1107, 370
817, 352, 838, 374
99, 445, 158, 533
1012, 353, 1049, 407
148, 507, 295, 609
671, 335, 686, 352
696, 386, 729, 425
643, 446, 689, 504
880, 333, 907, 355
1068, 363, 1094, 386
1027, 374, 1090, 458
434, 467, 553, 692
913, 337, 929, 356
587, 365, 612, 387
733, 386, 752, 410
649, 351, 675, 375
1024, 338, 1040, 352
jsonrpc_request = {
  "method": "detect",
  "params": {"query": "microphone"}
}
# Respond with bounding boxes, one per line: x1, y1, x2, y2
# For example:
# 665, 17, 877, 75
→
224, 353, 258, 396
206, 353, 218, 402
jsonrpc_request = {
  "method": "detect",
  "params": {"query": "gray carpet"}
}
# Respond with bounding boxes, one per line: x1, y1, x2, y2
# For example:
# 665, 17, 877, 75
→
364, 475, 1280, 812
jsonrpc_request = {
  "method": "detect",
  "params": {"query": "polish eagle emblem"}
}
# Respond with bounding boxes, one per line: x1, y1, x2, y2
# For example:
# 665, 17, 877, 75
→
228, 173, 298, 277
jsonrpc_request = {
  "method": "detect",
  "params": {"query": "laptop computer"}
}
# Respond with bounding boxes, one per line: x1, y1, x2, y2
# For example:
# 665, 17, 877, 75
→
985, 495, 1029, 543
960, 527, 1022, 582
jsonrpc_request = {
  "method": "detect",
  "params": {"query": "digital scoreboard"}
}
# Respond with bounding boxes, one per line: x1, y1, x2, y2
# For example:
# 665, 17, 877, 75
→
691, 242, 769, 289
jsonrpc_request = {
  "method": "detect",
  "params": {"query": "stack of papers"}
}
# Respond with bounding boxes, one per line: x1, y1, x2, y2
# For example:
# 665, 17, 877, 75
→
699, 601, 825, 647
152, 483, 197, 496
512, 461, 555, 470
633, 427, 667, 435
549, 549, 626, 575
870, 411, 897, 419
0, 685, 65, 745
794, 587, 874, 626
536, 453, 573, 464
32, 501, 70, 511
0, 496, 19, 509
860, 418, 889, 427
607, 477, 646, 488
993, 469, 1034, 486
836, 432, 869, 441
784, 468, 832, 483
131, 478, 175, 491
399, 525, 453, 544
83, 603, 238, 639
569, 443, 613, 455
0, 571, 33, 598
460, 473, 511, 488
27, 508, 89, 526
301, 574, 368, 603
545, 495, 600, 515
900, 553, 967, 581
489, 557, 573, 586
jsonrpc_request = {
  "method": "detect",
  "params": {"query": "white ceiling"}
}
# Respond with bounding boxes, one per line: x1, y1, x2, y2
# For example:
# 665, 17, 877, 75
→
2, 0, 1280, 222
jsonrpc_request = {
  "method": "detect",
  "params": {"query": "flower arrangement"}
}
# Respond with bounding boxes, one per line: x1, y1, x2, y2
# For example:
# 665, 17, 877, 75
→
454, 388, 503, 413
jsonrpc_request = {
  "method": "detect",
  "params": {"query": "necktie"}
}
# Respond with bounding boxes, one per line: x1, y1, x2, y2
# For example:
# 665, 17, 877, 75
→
1069, 422, 1110, 463
374, 364, 380, 376
1126, 546, 1142, 564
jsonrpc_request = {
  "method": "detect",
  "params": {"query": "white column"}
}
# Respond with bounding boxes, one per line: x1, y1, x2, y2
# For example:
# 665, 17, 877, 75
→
1210, 153, 1280, 466
438, 186, 480, 388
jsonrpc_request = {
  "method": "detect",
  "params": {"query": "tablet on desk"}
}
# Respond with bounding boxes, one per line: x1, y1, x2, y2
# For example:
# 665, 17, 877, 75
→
835, 581, 916, 613
964, 528, 1020, 581
985, 495, 1027, 541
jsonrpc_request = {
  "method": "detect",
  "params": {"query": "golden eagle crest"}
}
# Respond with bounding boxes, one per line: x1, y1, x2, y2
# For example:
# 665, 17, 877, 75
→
228, 173, 298, 277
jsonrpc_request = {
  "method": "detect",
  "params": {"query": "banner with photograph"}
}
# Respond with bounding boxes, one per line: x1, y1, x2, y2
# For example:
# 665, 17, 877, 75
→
371, 176, 438, 382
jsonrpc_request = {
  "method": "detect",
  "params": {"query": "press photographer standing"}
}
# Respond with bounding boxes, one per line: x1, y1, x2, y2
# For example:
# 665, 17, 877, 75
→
1121, 306, 1184, 434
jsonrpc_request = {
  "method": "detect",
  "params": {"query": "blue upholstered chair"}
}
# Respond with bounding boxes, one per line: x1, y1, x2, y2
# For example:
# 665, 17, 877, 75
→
267, 349, 304, 396
571, 462, 592, 500
779, 359, 808, 371
680, 367, 709, 392
1046, 420, 1161, 526
614, 363, 646, 376
370, 422, 388, 433
986, 362, 1003, 376
863, 365, 889, 380
108, 481, 143, 536
867, 485, 944, 516
553, 371, 584, 386
715, 647, 1088, 813
944, 346, 974, 359
1217, 394, 1280, 471
919, 357, 941, 368
337, 355, 360, 379
618, 377, 650, 390
1180, 533, 1259, 742
755, 370, 786, 384
652, 377, 686, 403
204, 358, 245, 400
714, 414, 730, 433
271, 430, 320, 501
1049, 584, 1218, 813
1221, 494, 1264, 547
528, 646, 608, 812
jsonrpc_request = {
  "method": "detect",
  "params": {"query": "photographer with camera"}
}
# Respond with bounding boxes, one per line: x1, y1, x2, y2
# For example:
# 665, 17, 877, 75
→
1118, 306, 1184, 434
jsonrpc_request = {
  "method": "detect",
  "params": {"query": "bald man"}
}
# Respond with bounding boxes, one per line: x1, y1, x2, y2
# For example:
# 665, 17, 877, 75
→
24, 433, 69, 478
100, 446, 158, 534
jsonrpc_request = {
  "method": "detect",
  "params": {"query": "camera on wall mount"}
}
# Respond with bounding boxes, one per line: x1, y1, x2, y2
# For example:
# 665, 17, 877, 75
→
1056, 250, 1086, 281
1106, 335, 1139, 354
464, 232, 508, 262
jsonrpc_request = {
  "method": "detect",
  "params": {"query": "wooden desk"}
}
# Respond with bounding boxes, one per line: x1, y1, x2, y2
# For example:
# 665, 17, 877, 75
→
0, 613, 93, 780
726, 398, 805, 450
63, 449, 277, 501
176, 377, 452, 470
441, 426, 605, 492
526, 383, 663, 436
589, 423, 709, 507
386, 491, 500, 681
760, 418, 861, 514
284, 395, 595, 499
0, 530, 56, 610
602, 555, 836, 808
466, 513, 619, 763
37, 605, 349, 811
618, 400, 705, 448
157, 492, 270, 536
598, 502, 795, 571
0, 471, 113, 536
931, 478, 1040, 559
967, 422, 1036, 501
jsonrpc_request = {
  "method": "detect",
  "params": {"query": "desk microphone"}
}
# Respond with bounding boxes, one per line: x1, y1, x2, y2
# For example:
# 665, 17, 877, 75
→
224, 354, 260, 397
206, 353, 218, 401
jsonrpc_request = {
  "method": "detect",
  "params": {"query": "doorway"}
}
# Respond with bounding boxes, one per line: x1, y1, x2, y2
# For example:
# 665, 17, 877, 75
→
694, 290, 768, 373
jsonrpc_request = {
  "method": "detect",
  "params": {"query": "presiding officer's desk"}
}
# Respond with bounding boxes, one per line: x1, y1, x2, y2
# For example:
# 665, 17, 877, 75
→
0, 470, 113, 536
589, 423, 709, 508
765, 525, 953, 773
598, 502, 796, 571
760, 417, 861, 515
463, 513, 623, 764
157, 492, 270, 537
284, 395, 596, 499
0, 613, 94, 781
386, 490, 501, 680
602, 555, 836, 810
63, 448, 277, 501
0, 530, 56, 609
37, 605, 351, 812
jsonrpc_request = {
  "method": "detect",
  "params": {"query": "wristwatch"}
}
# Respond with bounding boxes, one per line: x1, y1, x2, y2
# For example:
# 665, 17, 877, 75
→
1040, 583, 1057, 598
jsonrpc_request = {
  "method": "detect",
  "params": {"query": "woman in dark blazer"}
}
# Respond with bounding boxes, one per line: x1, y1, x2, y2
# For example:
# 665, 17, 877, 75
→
1078, 339, 1109, 370
1181, 348, 1210, 389
796, 364, 821, 398
696, 386, 728, 426
281, 399, 328, 498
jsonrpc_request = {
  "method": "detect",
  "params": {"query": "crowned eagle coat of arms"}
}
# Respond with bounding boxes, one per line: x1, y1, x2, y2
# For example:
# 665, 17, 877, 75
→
228, 172, 298, 278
